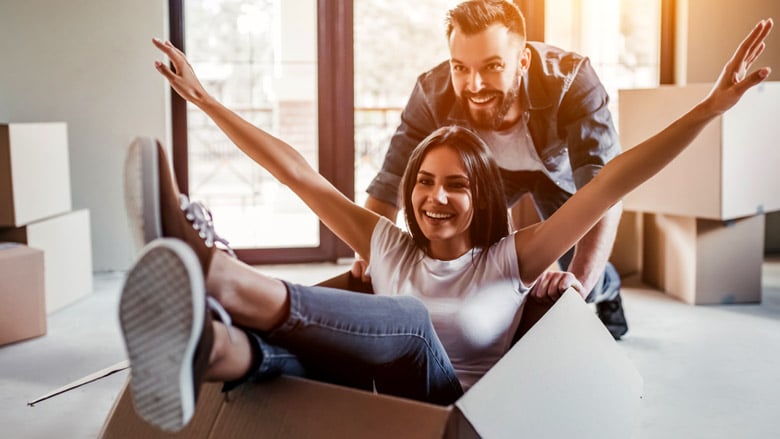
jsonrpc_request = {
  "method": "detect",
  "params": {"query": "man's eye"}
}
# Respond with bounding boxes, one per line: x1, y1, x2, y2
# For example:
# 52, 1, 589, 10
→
451, 65, 466, 73
487, 63, 504, 71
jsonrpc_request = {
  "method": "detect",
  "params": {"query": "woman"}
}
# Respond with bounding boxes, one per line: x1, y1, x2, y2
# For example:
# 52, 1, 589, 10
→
120, 18, 772, 432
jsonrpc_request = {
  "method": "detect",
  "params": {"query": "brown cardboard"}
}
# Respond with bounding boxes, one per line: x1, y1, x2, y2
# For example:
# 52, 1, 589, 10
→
0, 243, 46, 346
0, 209, 93, 313
100, 290, 643, 438
610, 210, 643, 277
643, 213, 764, 304
0, 122, 72, 227
619, 82, 780, 220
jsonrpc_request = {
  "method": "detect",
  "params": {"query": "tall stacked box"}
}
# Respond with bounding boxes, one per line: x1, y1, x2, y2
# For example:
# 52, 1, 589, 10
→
618, 83, 780, 303
0, 122, 93, 313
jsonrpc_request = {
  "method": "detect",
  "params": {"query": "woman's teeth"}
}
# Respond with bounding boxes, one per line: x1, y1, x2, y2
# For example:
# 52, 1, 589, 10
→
426, 211, 453, 219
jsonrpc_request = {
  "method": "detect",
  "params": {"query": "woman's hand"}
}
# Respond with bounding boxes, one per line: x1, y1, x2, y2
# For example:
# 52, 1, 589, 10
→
703, 18, 773, 115
152, 38, 211, 107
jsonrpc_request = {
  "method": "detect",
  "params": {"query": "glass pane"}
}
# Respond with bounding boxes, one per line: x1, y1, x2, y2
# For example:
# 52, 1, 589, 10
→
185, 0, 319, 249
545, 0, 661, 127
353, 0, 462, 208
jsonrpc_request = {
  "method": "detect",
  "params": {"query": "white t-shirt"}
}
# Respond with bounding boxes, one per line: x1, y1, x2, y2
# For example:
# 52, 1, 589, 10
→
477, 113, 544, 172
368, 217, 532, 390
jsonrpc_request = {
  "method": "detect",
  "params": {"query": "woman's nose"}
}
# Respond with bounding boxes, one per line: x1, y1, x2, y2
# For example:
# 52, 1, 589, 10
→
432, 185, 448, 204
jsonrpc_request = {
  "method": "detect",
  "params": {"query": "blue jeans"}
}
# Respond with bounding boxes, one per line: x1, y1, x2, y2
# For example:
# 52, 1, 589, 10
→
231, 281, 464, 406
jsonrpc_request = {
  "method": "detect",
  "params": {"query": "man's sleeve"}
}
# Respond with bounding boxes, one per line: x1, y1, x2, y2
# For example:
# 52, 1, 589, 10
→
558, 57, 622, 189
365, 79, 438, 208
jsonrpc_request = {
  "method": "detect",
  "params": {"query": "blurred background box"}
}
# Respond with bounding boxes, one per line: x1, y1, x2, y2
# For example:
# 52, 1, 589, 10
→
610, 211, 643, 278
642, 213, 764, 305
619, 83, 780, 220
0, 210, 92, 313
0, 243, 46, 346
0, 122, 72, 227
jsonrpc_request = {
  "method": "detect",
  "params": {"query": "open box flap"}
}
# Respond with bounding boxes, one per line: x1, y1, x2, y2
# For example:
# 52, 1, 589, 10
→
455, 290, 643, 438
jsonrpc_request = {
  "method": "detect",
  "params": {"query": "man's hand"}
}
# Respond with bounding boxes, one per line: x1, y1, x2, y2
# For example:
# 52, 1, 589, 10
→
350, 258, 371, 283
529, 271, 586, 304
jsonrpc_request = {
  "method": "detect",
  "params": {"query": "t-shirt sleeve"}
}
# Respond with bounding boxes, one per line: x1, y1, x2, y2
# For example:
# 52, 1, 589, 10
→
495, 233, 535, 294
366, 217, 406, 284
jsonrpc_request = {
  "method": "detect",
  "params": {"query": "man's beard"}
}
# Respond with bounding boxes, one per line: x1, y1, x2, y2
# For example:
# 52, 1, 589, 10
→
458, 73, 522, 131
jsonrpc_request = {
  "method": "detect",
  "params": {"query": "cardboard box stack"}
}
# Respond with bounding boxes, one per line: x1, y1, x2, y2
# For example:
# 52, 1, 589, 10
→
618, 82, 780, 304
0, 122, 93, 317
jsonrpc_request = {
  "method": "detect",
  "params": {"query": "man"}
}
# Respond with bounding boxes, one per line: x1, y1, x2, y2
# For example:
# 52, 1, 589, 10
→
360, 0, 627, 339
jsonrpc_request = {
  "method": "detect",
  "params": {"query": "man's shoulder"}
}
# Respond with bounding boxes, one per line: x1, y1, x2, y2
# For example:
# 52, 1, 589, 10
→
417, 60, 452, 88
526, 41, 587, 76
411, 60, 458, 116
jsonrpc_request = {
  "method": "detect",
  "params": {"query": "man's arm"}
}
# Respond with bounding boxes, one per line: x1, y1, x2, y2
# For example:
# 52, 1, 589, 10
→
365, 196, 400, 222
560, 57, 623, 293
567, 202, 621, 292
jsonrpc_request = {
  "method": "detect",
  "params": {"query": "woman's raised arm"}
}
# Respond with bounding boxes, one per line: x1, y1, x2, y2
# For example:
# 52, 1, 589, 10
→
515, 18, 774, 285
152, 38, 379, 261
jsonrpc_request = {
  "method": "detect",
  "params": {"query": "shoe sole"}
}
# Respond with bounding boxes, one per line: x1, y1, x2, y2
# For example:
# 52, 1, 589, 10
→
124, 137, 162, 250
119, 239, 205, 432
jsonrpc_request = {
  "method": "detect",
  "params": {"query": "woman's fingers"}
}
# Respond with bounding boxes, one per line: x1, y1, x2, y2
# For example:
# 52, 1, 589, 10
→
733, 19, 773, 83
152, 38, 188, 76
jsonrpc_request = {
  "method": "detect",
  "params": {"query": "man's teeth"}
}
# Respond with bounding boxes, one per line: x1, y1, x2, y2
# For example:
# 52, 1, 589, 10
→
470, 95, 494, 104
426, 211, 453, 219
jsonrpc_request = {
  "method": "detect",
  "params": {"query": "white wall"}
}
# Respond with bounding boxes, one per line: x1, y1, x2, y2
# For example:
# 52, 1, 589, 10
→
680, 0, 780, 84
0, 0, 170, 271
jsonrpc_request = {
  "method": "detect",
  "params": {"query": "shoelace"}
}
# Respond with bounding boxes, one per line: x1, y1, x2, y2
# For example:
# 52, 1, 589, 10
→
178, 195, 238, 341
179, 194, 236, 258
207, 296, 236, 342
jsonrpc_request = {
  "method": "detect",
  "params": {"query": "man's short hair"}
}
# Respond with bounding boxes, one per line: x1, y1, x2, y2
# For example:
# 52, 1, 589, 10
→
445, 0, 527, 40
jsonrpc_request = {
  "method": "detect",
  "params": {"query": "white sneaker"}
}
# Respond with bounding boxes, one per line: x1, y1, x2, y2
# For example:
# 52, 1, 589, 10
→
119, 238, 213, 432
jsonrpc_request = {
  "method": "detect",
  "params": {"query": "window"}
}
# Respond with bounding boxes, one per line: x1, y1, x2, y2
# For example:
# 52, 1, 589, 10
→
171, 0, 353, 264
545, 0, 662, 125
353, 0, 462, 208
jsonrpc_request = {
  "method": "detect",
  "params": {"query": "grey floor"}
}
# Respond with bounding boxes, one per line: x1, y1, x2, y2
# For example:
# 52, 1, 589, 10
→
2, 260, 780, 438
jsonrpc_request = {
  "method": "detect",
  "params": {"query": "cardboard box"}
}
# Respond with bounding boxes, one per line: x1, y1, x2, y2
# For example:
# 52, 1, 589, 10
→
0, 122, 72, 227
0, 243, 46, 345
0, 209, 93, 313
610, 210, 643, 278
643, 213, 764, 305
619, 82, 780, 220
100, 290, 643, 438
